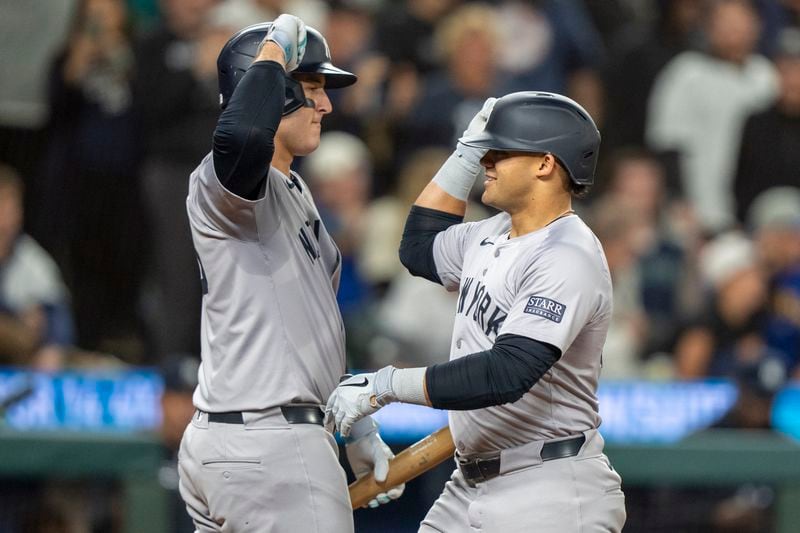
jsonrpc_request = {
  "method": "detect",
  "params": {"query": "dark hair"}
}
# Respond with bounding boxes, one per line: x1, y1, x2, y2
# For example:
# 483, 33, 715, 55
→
556, 161, 591, 198
568, 180, 591, 199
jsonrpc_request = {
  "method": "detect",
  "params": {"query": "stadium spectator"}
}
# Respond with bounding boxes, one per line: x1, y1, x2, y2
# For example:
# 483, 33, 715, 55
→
315, 1, 379, 135
600, 148, 704, 356
602, 0, 704, 157
758, 0, 800, 57
369, 0, 460, 184
133, 0, 233, 360
747, 187, 800, 376
0, 0, 75, 195
495, 0, 606, 123
374, 0, 458, 76
673, 231, 772, 378
35, 0, 146, 361
303, 131, 374, 322
360, 148, 453, 292
399, 3, 502, 154
0, 164, 74, 371
734, 27, 800, 222
646, 0, 778, 234
587, 197, 650, 378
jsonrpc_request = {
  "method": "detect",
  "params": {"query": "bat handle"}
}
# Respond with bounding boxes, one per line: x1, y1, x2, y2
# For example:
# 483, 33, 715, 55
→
348, 427, 455, 510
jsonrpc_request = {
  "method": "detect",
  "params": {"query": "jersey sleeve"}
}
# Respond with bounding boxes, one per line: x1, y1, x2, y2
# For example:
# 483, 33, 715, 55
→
187, 152, 281, 241
498, 244, 607, 353
432, 220, 481, 291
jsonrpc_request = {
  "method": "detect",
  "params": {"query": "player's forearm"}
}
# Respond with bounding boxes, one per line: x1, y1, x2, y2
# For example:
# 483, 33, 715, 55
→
413, 146, 485, 216
212, 61, 285, 199
414, 181, 467, 216
380, 335, 561, 410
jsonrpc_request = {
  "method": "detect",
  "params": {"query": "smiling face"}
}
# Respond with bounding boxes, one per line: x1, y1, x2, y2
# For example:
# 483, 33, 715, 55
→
275, 75, 332, 157
480, 150, 561, 213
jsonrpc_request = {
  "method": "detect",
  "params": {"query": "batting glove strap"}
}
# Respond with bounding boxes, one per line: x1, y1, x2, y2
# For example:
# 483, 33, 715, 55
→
372, 366, 397, 406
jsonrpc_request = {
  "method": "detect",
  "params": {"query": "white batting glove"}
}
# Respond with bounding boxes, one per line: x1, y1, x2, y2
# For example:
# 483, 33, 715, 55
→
345, 417, 405, 508
433, 97, 497, 201
263, 14, 307, 71
456, 97, 497, 167
325, 366, 397, 438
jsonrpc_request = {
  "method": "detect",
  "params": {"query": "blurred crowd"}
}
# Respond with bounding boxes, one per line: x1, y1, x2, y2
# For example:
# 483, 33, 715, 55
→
0, 0, 798, 531
0, 0, 799, 424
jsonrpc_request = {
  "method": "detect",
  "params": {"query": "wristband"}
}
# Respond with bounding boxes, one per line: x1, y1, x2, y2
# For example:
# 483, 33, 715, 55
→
431, 149, 484, 202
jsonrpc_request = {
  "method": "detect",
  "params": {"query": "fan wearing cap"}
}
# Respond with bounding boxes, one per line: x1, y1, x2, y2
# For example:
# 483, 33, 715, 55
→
674, 231, 771, 379
326, 92, 626, 532
177, 15, 403, 532
747, 187, 800, 378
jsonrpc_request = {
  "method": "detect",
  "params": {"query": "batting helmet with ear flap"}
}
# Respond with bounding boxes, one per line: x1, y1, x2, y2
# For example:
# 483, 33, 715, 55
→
217, 23, 357, 114
460, 92, 601, 185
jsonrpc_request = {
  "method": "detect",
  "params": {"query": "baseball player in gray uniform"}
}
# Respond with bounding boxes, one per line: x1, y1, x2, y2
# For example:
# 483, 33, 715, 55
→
327, 92, 626, 532
177, 15, 403, 533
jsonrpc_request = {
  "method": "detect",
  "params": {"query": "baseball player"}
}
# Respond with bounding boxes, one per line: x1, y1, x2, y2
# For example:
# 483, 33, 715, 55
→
327, 92, 626, 532
177, 16, 403, 532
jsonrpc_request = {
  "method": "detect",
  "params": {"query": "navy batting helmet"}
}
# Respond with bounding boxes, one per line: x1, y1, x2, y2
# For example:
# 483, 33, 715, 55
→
460, 92, 600, 185
217, 23, 357, 114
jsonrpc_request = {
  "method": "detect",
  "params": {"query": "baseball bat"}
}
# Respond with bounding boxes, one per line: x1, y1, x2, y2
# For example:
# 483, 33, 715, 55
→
348, 426, 455, 509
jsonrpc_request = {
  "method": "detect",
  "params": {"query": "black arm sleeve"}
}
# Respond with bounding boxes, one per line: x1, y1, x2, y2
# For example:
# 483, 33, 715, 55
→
212, 61, 285, 200
398, 205, 464, 284
425, 334, 562, 410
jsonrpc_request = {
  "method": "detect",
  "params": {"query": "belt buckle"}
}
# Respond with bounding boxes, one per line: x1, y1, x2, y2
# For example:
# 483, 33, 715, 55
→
459, 456, 494, 488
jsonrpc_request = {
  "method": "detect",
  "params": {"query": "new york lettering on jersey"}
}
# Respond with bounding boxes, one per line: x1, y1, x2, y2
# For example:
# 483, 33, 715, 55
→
456, 276, 507, 337
298, 218, 321, 261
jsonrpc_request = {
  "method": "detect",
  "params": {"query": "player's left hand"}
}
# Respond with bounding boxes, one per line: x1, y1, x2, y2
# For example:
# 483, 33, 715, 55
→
325, 366, 396, 437
345, 417, 405, 508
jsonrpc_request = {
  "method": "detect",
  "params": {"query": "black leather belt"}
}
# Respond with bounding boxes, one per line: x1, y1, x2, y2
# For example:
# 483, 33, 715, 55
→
457, 435, 586, 487
206, 405, 324, 426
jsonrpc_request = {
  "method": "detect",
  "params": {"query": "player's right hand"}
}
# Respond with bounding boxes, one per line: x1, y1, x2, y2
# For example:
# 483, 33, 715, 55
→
456, 97, 497, 166
264, 14, 307, 71
461, 97, 497, 141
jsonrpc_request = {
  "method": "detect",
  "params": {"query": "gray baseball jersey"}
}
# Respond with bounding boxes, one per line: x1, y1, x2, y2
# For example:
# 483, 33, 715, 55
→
186, 153, 345, 412
433, 212, 612, 455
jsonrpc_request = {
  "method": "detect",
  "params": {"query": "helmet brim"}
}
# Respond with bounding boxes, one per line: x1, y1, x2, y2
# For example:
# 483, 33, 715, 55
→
294, 63, 357, 89
459, 130, 530, 152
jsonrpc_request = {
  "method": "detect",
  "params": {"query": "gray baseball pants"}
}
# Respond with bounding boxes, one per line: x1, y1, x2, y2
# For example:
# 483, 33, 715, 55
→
420, 429, 625, 532
178, 408, 353, 533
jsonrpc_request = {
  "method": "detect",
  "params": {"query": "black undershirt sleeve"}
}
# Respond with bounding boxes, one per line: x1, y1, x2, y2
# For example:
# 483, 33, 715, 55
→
212, 61, 285, 200
399, 205, 464, 284
425, 334, 562, 410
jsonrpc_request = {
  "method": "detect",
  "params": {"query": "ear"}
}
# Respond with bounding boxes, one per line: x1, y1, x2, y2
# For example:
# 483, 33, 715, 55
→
535, 154, 558, 178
